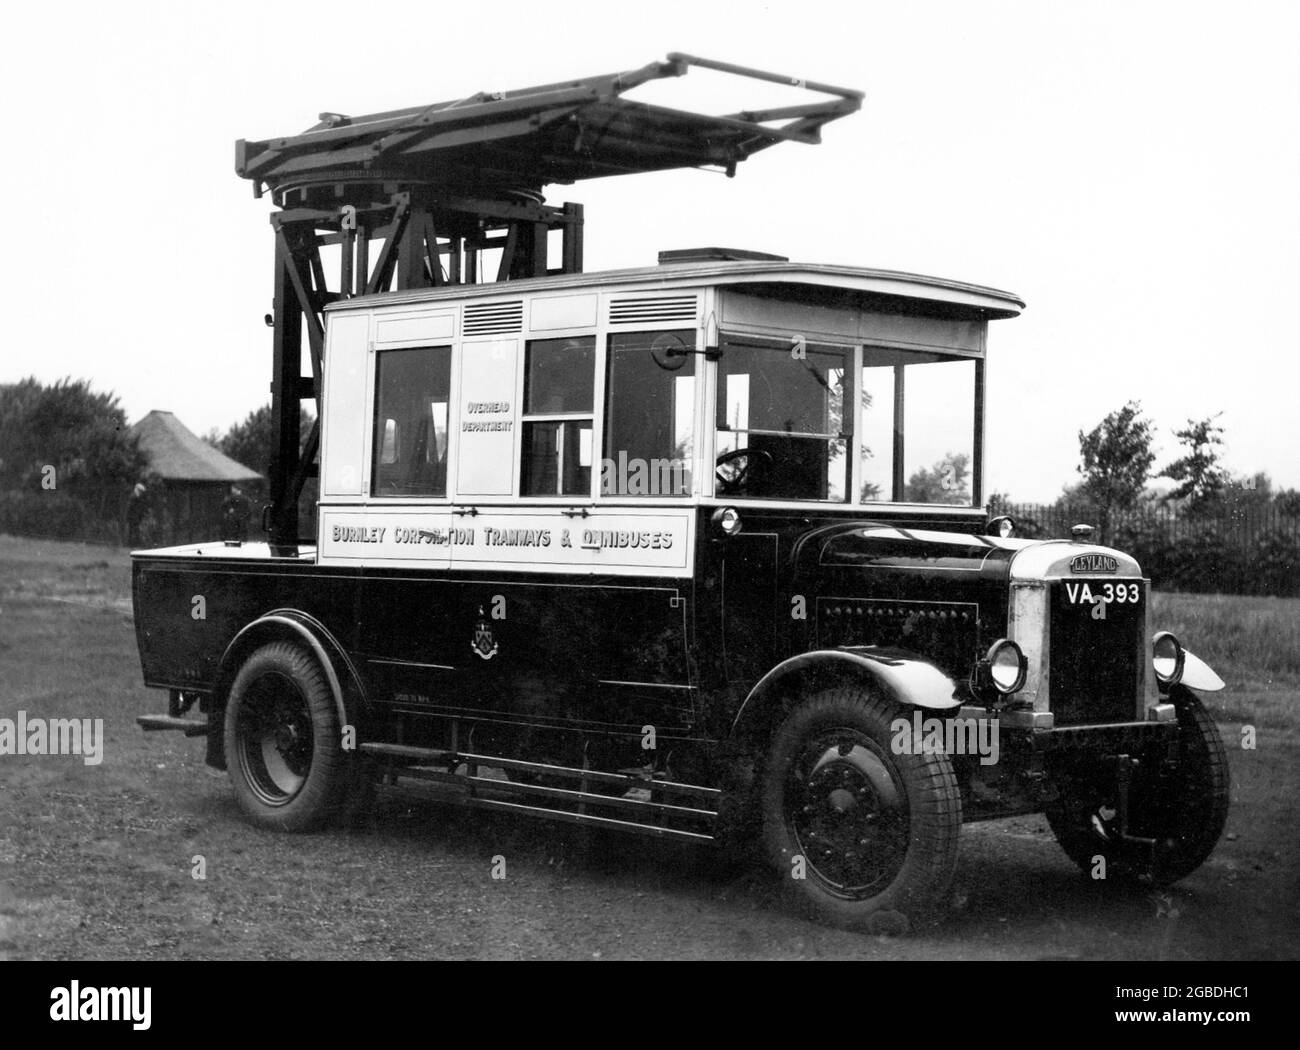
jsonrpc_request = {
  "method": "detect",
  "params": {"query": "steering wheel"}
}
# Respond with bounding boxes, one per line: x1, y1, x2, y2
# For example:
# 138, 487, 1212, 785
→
715, 448, 773, 495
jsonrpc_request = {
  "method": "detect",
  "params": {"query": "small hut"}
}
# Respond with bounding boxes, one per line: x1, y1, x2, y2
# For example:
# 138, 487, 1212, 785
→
129, 410, 261, 545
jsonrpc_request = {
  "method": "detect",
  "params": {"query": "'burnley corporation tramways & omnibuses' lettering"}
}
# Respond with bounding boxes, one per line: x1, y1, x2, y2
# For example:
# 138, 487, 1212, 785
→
332, 525, 386, 543
331, 526, 557, 547
331, 522, 678, 553
484, 528, 550, 546
397, 527, 476, 545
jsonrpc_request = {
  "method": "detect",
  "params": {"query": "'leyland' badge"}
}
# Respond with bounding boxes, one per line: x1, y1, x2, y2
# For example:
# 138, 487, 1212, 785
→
471, 607, 499, 660
1070, 554, 1117, 574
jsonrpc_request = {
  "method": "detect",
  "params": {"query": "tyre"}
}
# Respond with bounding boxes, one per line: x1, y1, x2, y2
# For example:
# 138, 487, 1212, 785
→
1046, 685, 1229, 884
223, 641, 351, 832
760, 686, 962, 930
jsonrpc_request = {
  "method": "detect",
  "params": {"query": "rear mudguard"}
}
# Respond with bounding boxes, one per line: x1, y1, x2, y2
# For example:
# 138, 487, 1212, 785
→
206, 608, 369, 769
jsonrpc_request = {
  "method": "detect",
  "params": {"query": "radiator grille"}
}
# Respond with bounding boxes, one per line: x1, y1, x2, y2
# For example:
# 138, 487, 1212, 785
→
1048, 580, 1144, 724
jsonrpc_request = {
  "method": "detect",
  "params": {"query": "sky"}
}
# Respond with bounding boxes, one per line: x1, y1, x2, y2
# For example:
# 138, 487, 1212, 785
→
2, 0, 1296, 502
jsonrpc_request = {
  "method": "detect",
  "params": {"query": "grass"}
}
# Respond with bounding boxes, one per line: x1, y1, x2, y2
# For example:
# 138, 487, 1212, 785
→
2, 534, 1298, 960
1149, 591, 1300, 684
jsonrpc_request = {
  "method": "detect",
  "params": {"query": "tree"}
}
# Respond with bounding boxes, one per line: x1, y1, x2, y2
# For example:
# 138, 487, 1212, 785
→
1076, 401, 1156, 543
817, 365, 882, 502
1219, 470, 1272, 510
905, 452, 970, 504
1276, 488, 1300, 518
212, 403, 319, 537
0, 376, 148, 523
213, 403, 317, 498
1160, 413, 1228, 508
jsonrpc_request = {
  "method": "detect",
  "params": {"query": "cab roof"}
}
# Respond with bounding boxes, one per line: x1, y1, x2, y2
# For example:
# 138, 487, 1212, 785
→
324, 259, 1026, 321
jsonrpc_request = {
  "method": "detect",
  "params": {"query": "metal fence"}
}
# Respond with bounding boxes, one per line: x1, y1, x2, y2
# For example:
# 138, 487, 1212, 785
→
992, 501, 1300, 543
991, 501, 1300, 597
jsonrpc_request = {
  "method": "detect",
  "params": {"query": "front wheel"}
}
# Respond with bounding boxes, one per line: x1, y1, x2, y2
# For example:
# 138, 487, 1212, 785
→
760, 687, 961, 931
223, 641, 351, 832
1046, 686, 1230, 884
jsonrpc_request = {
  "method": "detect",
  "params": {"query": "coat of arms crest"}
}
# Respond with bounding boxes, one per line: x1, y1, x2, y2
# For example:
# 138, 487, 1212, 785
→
471, 606, 499, 660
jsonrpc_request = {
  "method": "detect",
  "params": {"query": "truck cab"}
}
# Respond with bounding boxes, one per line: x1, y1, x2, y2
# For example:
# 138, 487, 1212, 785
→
312, 255, 1012, 731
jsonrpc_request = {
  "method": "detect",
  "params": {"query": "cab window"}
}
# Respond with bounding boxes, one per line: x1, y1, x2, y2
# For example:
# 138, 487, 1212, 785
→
520, 336, 594, 496
859, 350, 977, 505
715, 336, 851, 501
371, 345, 451, 497
602, 331, 695, 497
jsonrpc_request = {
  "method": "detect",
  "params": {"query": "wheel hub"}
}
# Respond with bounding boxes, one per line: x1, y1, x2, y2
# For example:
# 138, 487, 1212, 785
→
789, 732, 908, 896
239, 672, 314, 805
274, 721, 301, 753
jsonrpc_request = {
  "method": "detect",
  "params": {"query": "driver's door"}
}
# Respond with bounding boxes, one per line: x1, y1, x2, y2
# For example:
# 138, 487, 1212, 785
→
714, 334, 853, 502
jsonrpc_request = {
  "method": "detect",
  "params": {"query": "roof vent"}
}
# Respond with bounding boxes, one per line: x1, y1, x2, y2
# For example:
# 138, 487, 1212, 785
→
463, 300, 523, 336
657, 247, 788, 265
609, 295, 698, 325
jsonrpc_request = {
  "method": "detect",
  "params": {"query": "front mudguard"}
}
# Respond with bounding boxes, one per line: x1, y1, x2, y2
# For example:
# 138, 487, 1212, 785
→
730, 645, 961, 745
1175, 646, 1225, 692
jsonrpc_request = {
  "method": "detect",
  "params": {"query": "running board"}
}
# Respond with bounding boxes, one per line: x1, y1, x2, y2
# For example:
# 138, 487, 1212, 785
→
137, 714, 209, 737
359, 740, 719, 844
472, 797, 713, 842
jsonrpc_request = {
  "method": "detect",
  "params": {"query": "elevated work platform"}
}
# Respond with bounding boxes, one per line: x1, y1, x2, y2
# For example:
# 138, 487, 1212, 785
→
238, 53, 861, 202
240, 54, 862, 545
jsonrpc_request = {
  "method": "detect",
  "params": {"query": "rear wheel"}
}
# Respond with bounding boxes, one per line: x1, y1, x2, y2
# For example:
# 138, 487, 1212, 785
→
224, 641, 351, 832
760, 687, 961, 931
1046, 686, 1229, 883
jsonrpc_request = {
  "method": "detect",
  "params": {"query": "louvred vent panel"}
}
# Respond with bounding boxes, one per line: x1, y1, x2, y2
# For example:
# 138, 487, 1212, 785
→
608, 295, 698, 325
463, 301, 524, 335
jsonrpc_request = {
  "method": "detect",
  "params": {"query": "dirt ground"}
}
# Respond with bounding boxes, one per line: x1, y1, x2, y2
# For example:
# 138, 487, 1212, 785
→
1, 534, 1296, 960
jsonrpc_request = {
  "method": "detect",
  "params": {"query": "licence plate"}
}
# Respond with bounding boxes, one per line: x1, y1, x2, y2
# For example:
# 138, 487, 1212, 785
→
1061, 579, 1143, 607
